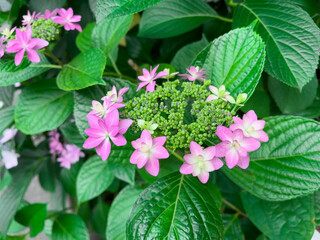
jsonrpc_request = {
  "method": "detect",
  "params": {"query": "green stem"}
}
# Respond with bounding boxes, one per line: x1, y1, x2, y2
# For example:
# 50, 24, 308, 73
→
108, 54, 122, 76
215, 15, 233, 23
45, 48, 63, 66
227, 0, 238, 8
103, 71, 137, 83
168, 148, 184, 162
30, 64, 62, 69
222, 198, 247, 217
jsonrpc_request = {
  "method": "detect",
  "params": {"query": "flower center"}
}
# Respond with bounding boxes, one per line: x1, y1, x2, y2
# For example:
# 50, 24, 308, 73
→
140, 143, 151, 153
232, 140, 240, 150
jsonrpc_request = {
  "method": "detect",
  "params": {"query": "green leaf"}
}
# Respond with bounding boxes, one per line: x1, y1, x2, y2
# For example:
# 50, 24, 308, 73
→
312, 190, 320, 225
0, 54, 50, 86
241, 192, 315, 240
206, 182, 222, 210
76, 23, 96, 52
38, 157, 56, 192
60, 160, 82, 197
268, 75, 318, 114
15, 204, 47, 237
233, 0, 320, 89
0, 106, 14, 136
223, 116, 320, 201
76, 155, 114, 204
139, 0, 222, 38
57, 48, 106, 91
284, 0, 320, 18
92, 198, 109, 238
192, 26, 265, 100
59, 121, 85, 148
92, 15, 133, 56
0, 150, 43, 236
292, 86, 320, 119
52, 214, 89, 240
95, 0, 164, 22
0, 166, 12, 191
127, 172, 223, 239
171, 35, 208, 73
0, 85, 14, 107
223, 214, 244, 240
14, 79, 73, 134
74, 77, 138, 137
106, 186, 142, 240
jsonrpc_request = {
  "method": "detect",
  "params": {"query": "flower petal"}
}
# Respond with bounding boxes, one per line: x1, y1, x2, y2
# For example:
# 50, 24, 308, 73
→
118, 119, 133, 134
96, 138, 111, 161
225, 149, 239, 169
190, 141, 202, 155
144, 157, 159, 176
180, 163, 194, 175
202, 146, 216, 160
111, 134, 127, 146
198, 171, 209, 184
211, 158, 224, 170
14, 49, 25, 66
83, 136, 104, 149
26, 48, 40, 62
216, 126, 232, 141
237, 155, 250, 169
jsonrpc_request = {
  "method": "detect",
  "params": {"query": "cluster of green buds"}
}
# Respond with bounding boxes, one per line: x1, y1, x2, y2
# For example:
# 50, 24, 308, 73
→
124, 78, 246, 150
31, 18, 61, 41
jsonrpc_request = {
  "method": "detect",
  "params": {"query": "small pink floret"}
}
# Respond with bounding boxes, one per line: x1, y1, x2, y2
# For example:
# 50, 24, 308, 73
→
53, 8, 82, 32
179, 66, 206, 82
57, 144, 84, 169
137, 65, 168, 93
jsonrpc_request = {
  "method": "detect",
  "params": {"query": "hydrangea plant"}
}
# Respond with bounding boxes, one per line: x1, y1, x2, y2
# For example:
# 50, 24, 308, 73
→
0, 0, 320, 239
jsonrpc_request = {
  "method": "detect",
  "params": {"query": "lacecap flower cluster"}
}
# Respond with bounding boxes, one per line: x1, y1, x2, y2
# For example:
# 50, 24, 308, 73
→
83, 65, 268, 184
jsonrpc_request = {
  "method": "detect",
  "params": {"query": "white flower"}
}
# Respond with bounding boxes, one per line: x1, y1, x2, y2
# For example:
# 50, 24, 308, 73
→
206, 85, 235, 104
1, 150, 19, 169
137, 120, 158, 134
0, 127, 18, 144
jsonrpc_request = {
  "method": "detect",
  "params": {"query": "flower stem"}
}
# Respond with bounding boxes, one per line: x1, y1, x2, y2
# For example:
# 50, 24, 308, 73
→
227, 0, 238, 8
168, 148, 184, 162
108, 53, 122, 76
45, 48, 64, 66
215, 15, 233, 23
30, 64, 62, 69
222, 198, 247, 217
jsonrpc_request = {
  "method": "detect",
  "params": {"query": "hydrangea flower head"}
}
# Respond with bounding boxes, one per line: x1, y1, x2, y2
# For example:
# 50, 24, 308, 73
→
180, 141, 223, 183
130, 130, 169, 176
137, 65, 168, 92
53, 8, 82, 32
230, 110, 269, 142
216, 126, 261, 169
6, 27, 49, 66
1, 150, 19, 169
57, 144, 84, 169
179, 66, 206, 81
22, 11, 40, 26
83, 110, 132, 161
39, 9, 58, 20
207, 85, 235, 103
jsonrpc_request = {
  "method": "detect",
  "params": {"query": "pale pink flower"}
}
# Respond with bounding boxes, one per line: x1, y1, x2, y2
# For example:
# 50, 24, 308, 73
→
130, 130, 169, 176
180, 141, 223, 183
22, 11, 40, 26
1, 150, 19, 169
53, 8, 82, 32
230, 110, 269, 142
39, 9, 58, 20
49, 130, 63, 155
102, 86, 129, 104
206, 85, 235, 103
216, 126, 260, 169
137, 65, 168, 93
83, 110, 132, 161
6, 27, 48, 66
57, 144, 84, 169
179, 66, 206, 81
88, 97, 124, 119
0, 127, 18, 144
0, 36, 6, 58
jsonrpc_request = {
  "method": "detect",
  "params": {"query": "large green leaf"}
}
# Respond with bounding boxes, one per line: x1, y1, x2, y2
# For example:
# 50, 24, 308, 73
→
14, 80, 73, 135
92, 15, 133, 56
0, 85, 14, 107
241, 192, 315, 240
223, 214, 244, 240
92, 198, 109, 238
52, 214, 89, 240
139, 0, 223, 38
57, 48, 106, 91
60, 160, 82, 197
313, 190, 320, 225
95, 0, 164, 22
0, 106, 14, 136
76, 155, 114, 204
171, 35, 208, 73
76, 23, 96, 52
268, 75, 318, 114
192, 25, 265, 100
127, 172, 223, 239
59, 121, 84, 148
233, 0, 320, 89
0, 150, 43, 237
74, 77, 138, 137
106, 186, 143, 240
0, 54, 49, 86
223, 116, 320, 201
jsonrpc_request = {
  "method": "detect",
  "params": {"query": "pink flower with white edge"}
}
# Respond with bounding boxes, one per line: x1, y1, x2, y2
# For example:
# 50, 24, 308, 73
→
57, 144, 84, 169
53, 8, 82, 32
130, 130, 169, 176
83, 110, 132, 161
6, 27, 48, 66
216, 126, 261, 169
180, 141, 223, 184
39, 9, 58, 20
0, 36, 5, 58
88, 97, 124, 119
22, 11, 40, 26
102, 86, 129, 104
137, 65, 168, 93
179, 66, 206, 81
206, 85, 235, 103
230, 110, 269, 142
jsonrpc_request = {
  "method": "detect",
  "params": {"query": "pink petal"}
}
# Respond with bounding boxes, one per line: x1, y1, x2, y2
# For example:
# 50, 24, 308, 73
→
252, 120, 265, 130
202, 146, 216, 160
198, 172, 209, 184
74, 24, 82, 32
111, 134, 127, 146
130, 150, 140, 164
146, 81, 156, 92
87, 114, 100, 128
155, 71, 169, 79
180, 163, 193, 175
240, 137, 260, 152
6, 41, 22, 53
152, 145, 169, 159
153, 136, 166, 146
84, 128, 104, 138
150, 65, 159, 77
232, 116, 243, 125
237, 155, 250, 169
184, 154, 197, 164
15, 29, 23, 42
108, 126, 119, 137
83, 136, 104, 149
144, 157, 159, 176
26, 48, 40, 62
118, 119, 133, 134
53, 16, 66, 25
225, 149, 239, 169
258, 131, 269, 142
33, 38, 49, 50
15, 49, 25, 66
244, 110, 257, 123
96, 138, 112, 161
190, 141, 202, 155
216, 126, 232, 141
70, 15, 81, 22
137, 81, 148, 91
105, 109, 119, 126
67, 8, 73, 18
137, 154, 148, 169
211, 158, 224, 170
206, 95, 217, 102
215, 142, 229, 157
25, 27, 32, 42
140, 130, 152, 146
131, 139, 142, 150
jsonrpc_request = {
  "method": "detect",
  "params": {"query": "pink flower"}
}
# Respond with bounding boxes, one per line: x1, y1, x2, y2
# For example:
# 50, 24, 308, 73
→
49, 130, 63, 155
22, 11, 40, 26
83, 110, 132, 161
216, 126, 260, 169
39, 9, 58, 20
102, 86, 129, 104
137, 65, 168, 93
0, 127, 18, 144
180, 142, 223, 183
6, 27, 48, 66
53, 8, 82, 32
230, 110, 269, 142
57, 144, 84, 169
88, 97, 124, 119
179, 66, 206, 81
130, 130, 169, 176
0, 36, 6, 58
